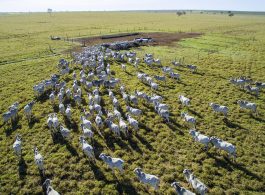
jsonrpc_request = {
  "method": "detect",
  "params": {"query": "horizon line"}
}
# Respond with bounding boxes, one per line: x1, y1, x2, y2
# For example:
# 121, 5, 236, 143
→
1, 9, 265, 13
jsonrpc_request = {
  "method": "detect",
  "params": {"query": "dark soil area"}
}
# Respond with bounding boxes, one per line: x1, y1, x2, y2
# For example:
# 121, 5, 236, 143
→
74, 32, 202, 48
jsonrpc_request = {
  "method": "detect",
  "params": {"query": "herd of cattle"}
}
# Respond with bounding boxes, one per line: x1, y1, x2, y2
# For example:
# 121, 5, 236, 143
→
3, 42, 265, 194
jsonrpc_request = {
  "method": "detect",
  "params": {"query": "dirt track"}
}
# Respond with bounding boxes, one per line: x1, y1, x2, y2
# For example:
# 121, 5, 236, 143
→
74, 32, 202, 47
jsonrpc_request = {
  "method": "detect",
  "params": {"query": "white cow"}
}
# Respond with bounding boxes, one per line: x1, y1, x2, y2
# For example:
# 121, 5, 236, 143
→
119, 118, 129, 137
209, 103, 228, 117
49, 91, 55, 104
245, 85, 259, 96
47, 114, 53, 129
179, 95, 190, 107
151, 82, 158, 90
210, 137, 236, 160
52, 114, 60, 131
59, 103, 65, 114
34, 146, 44, 173
65, 104, 71, 120
181, 112, 196, 128
170, 72, 181, 80
43, 179, 60, 195
126, 106, 142, 117
121, 64, 126, 71
189, 129, 210, 150
81, 124, 94, 140
186, 64, 197, 72
106, 120, 121, 136
171, 182, 195, 195
81, 116, 92, 129
24, 100, 35, 122
66, 88, 72, 99
95, 114, 103, 128
59, 126, 70, 139
237, 100, 257, 114
74, 94, 82, 106
79, 136, 95, 160
183, 169, 207, 195
13, 134, 22, 158
134, 168, 160, 190
126, 114, 139, 131
99, 153, 124, 173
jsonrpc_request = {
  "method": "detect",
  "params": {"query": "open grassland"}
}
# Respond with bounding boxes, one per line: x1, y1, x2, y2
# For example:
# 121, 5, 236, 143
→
0, 12, 265, 194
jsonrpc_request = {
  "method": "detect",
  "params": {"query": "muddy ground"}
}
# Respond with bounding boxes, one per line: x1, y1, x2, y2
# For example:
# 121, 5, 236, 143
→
73, 32, 202, 48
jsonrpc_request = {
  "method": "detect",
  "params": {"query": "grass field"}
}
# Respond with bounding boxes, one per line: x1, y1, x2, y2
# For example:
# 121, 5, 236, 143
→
0, 12, 265, 194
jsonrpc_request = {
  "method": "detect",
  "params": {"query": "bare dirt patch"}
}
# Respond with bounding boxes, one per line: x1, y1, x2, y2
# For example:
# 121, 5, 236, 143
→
74, 32, 202, 48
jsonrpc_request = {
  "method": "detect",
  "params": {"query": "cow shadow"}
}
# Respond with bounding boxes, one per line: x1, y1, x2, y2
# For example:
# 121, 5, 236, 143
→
250, 115, 265, 123
166, 120, 184, 135
93, 139, 105, 157
5, 123, 21, 136
163, 84, 176, 90
18, 157, 27, 179
64, 117, 79, 132
28, 116, 40, 129
177, 80, 187, 86
139, 122, 153, 133
116, 178, 139, 195
134, 133, 155, 151
223, 118, 248, 130
194, 71, 205, 76
126, 71, 134, 76
103, 131, 119, 151
52, 104, 59, 113
90, 162, 107, 181
36, 92, 50, 103
169, 117, 182, 127
64, 77, 72, 83
188, 108, 203, 118
51, 133, 79, 156
115, 138, 132, 152
128, 136, 143, 154
207, 153, 262, 180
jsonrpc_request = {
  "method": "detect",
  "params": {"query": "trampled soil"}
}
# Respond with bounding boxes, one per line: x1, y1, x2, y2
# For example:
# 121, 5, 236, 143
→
74, 32, 202, 48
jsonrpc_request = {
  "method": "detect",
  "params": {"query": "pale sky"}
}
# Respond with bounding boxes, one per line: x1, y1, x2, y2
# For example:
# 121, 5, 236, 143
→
0, 0, 264, 12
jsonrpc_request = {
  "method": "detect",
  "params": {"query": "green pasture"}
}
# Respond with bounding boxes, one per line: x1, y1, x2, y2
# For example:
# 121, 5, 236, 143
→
0, 12, 265, 194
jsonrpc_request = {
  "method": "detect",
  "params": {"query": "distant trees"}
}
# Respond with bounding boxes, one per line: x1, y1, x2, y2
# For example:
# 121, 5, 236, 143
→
176, 11, 186, 16
228, 11, 234, 17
